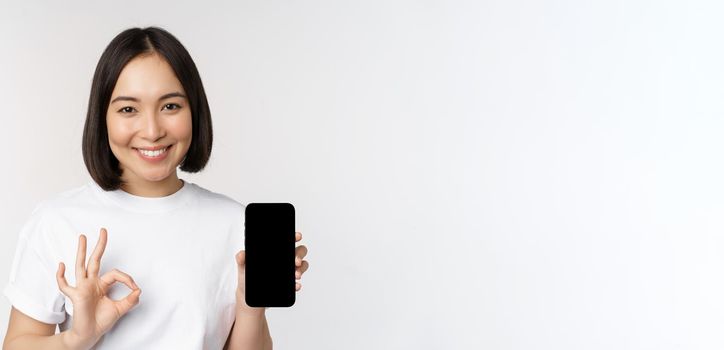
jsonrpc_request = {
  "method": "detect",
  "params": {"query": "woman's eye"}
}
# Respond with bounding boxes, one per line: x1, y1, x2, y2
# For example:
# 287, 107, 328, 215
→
162, 103, 181, 111
118, 106, 136, 114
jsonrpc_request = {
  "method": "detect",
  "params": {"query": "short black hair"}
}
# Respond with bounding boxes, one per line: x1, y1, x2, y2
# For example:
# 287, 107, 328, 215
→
82, 26, 213, 191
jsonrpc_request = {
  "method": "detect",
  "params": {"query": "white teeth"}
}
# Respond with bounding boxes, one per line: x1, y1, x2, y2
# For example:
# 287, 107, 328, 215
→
138, 147, 168, 157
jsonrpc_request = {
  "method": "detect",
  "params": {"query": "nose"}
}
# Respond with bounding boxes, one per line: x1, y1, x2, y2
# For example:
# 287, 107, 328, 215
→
140, 110, 165, 141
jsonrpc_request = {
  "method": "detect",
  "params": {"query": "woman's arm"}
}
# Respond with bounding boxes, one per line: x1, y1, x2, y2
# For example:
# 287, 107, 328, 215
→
224, 310, 272, 350
227, 230, 308, 350
5, 230, 141, 350
261, 313, 272, 350
3, 307, 84, 350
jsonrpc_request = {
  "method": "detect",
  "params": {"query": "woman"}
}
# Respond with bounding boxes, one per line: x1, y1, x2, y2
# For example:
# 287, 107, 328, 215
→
2, 26, 309, 349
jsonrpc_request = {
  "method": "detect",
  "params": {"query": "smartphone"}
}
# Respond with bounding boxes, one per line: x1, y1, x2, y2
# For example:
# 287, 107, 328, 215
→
244, 203, 296, 307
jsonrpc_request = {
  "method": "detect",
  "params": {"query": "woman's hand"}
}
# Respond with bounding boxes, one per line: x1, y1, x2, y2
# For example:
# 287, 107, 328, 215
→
56, 228, 142, 349
235, 231, 309, 314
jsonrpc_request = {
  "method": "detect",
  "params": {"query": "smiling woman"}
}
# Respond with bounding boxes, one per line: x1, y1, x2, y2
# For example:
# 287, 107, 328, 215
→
105, 54, 193, 196
82, 27, 212, 196
3, 26, 309, 350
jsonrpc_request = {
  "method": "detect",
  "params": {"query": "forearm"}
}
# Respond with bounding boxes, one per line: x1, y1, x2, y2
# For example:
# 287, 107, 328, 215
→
4, 331, 90, 350
225, 310, 272, 350
261, 313, 272, 350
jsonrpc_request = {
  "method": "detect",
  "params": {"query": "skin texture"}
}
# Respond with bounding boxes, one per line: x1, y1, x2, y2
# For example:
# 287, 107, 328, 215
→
4, 53, 309, 350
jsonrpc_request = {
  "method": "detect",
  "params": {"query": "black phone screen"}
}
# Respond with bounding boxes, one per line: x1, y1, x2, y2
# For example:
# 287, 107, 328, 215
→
244, 203, 296, 307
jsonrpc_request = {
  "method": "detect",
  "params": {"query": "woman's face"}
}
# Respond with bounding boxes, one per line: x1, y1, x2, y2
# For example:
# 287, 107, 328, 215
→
106, 53, 192, 185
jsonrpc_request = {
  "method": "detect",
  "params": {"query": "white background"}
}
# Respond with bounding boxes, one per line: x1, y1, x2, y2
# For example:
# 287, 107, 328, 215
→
1, 0, 724, 349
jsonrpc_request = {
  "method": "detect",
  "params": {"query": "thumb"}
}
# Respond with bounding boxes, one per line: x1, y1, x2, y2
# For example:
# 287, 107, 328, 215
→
115, 288, 142, 316
236, 250, 245, 266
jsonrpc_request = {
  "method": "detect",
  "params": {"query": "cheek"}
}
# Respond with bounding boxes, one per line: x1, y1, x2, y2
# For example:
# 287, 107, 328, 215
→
170, 113, 193, 143
106, 117, 133, 148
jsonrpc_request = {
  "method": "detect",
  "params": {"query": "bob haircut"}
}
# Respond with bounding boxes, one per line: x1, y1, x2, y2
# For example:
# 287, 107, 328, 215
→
82, 26, 212, 191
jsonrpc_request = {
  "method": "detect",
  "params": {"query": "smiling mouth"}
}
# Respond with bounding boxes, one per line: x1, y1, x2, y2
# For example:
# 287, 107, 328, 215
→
133, 145, 172, 158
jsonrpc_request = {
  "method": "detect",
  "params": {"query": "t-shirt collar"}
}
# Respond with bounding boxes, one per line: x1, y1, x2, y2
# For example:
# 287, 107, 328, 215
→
90, 179, 194, 213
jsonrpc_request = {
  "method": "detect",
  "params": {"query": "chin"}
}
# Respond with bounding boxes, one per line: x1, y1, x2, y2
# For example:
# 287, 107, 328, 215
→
139, 171, 174, 183
149, 175, 174, 182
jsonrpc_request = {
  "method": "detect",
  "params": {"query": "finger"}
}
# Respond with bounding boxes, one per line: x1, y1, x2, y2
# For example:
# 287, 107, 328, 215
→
75, 234, 87, 280
100, 268, 139, 291
114, 288, 142, 316
56, 262, 73, 296
236, 250, 245, 266
87, 228, 108, 277
296, 260, 309, 279
295, 245, 308, 262
295, 231, 302, 242
296, 282, 302, 291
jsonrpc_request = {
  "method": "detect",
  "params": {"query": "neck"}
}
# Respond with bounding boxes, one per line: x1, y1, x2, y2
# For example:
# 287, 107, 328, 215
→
120, 172, 184, 197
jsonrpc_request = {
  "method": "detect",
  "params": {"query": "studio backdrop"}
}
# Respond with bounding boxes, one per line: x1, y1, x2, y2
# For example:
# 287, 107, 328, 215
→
2, 0, 724, 349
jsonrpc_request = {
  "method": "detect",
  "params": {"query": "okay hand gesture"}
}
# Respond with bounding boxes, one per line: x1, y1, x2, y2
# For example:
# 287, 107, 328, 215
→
56, 228, 142, 349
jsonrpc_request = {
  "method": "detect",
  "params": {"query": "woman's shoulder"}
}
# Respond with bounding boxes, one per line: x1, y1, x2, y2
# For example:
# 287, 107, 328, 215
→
31, 182, 97, 215
17, 182, 95, 239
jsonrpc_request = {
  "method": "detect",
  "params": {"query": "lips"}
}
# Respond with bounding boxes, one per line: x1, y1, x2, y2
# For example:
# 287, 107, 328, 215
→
134, 144, 172, 161
138, 147, 167, 157
134, 145, 170, 151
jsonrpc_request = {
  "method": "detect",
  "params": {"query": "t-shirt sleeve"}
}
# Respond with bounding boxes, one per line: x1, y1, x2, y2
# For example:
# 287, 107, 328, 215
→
3, 203, 66, 324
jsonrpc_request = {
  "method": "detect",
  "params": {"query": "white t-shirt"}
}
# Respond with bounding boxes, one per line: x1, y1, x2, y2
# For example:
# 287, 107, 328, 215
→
3, 179, 245, 349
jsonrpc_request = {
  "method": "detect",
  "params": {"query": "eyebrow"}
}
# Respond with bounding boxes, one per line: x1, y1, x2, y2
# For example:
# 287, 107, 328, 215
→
110, 92, 187, 104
